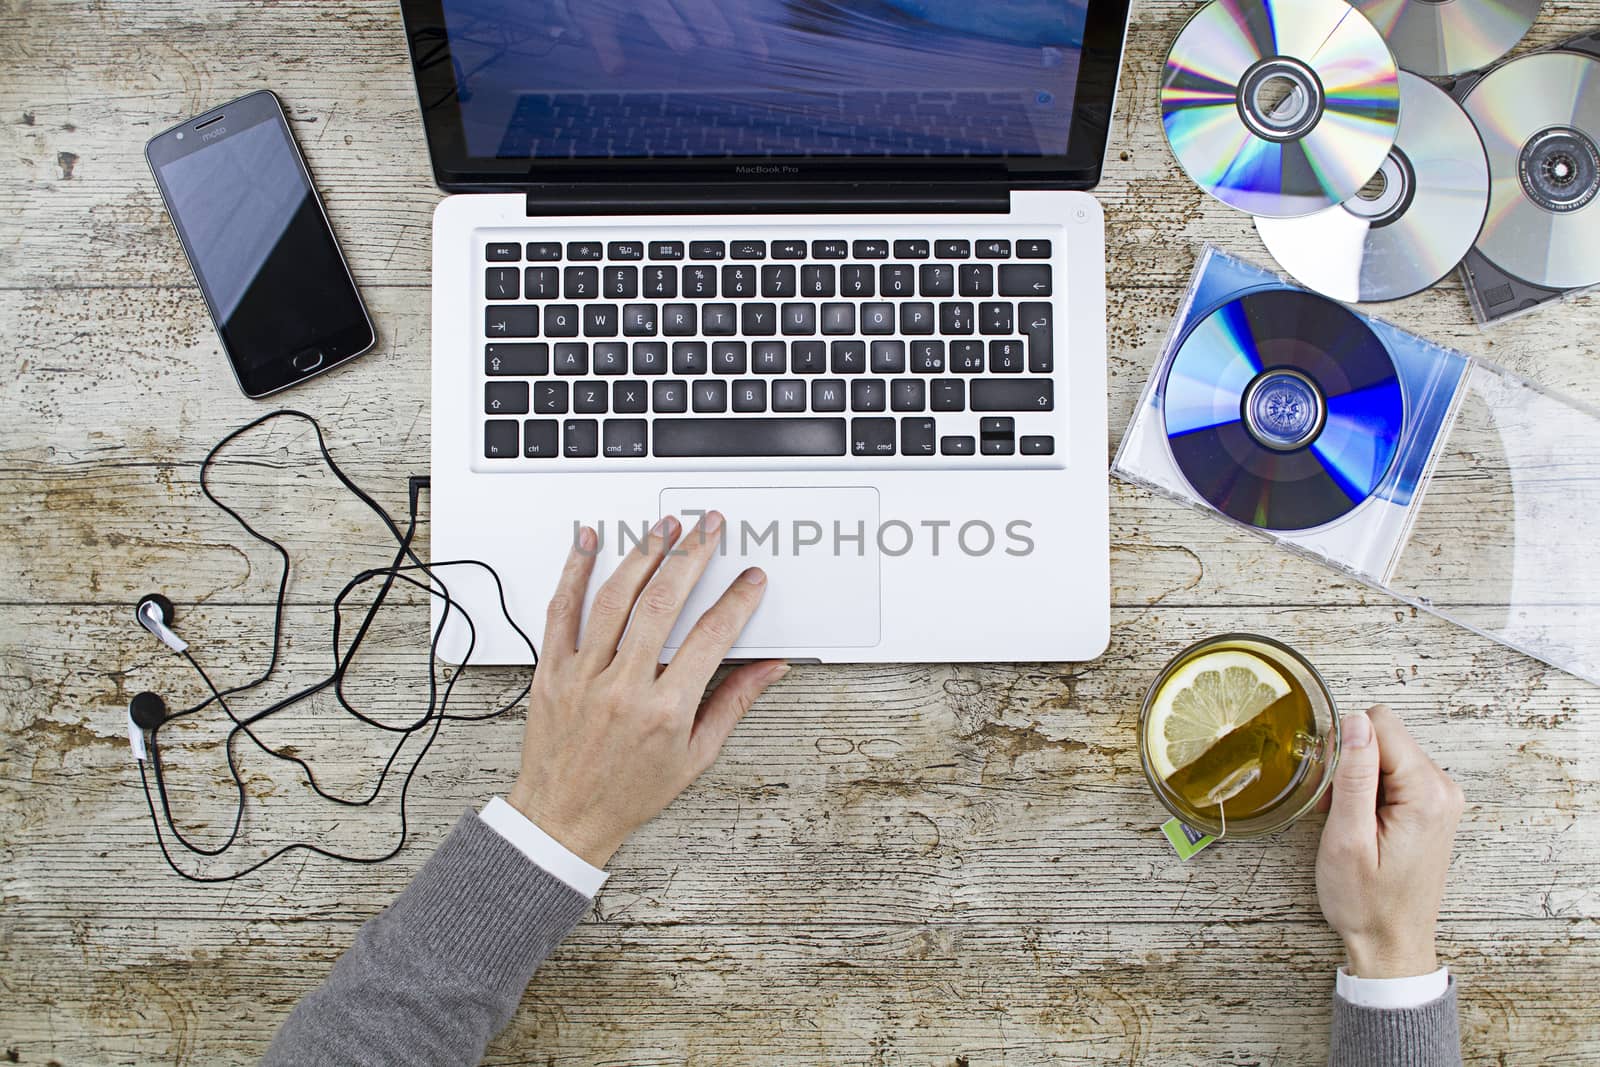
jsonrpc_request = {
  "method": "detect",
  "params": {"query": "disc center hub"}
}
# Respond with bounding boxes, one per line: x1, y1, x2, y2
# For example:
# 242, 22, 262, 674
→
1520, 126, 1600, 213
1243, 369, 1326, 451
1238, 57, 1325, 142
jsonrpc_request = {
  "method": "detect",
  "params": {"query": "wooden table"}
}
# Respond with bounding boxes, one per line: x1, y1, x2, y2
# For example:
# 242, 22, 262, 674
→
3, 2, 1598, 1063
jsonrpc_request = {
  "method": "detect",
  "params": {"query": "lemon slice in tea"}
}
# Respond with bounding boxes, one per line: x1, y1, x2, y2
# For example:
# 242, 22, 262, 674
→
1145, 650, 1292, 780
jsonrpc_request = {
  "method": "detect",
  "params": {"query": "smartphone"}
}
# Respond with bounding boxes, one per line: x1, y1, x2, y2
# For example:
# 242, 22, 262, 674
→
146, 90, 374, 398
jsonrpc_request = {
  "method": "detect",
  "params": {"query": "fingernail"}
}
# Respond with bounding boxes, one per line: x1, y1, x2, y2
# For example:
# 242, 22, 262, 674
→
703, 510, 724, 533
742, 566, 766, 585
767, 663, 790, 682
577, 525, 597, 552
1342, 713, 1372, 750
651, 515, 677, 538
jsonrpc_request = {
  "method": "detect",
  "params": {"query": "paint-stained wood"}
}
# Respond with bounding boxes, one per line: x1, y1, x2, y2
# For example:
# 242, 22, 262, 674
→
2, 0, 1598, 1063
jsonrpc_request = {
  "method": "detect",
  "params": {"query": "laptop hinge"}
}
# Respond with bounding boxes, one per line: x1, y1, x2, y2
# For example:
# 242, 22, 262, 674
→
524, 182, 1011, 217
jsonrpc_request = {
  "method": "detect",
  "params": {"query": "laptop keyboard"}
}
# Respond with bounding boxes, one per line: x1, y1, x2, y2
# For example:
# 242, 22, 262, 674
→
478, 233, 1064, 468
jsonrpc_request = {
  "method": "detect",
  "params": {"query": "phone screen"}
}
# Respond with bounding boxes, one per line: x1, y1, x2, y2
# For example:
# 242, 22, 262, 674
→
148, 93, 373, 396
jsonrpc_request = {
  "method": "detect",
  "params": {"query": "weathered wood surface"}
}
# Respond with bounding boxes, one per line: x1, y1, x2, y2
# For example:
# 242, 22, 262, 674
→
3, 0, 1599, 1063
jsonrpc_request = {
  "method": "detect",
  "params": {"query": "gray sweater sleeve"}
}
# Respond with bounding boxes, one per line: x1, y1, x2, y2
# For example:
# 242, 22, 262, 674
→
1330, 979, 1462, 1067
262, 810, 593, 1067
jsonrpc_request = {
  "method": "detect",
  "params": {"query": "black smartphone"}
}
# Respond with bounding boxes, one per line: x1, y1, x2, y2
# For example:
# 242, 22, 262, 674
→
146, 90, 375, 398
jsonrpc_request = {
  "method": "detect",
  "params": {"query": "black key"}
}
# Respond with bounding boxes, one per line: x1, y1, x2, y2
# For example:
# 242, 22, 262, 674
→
683, 265, 718, 298
940, 302, 974, 335
613, 380, 649, 414
603, 419, 648, 458
893, 239, 930, 259
899, 302, 935, 335
830, 341, 866, 374
522, 419, 559, 458
584, 304, 619, 337
567, 241, 603, 261
649, 241, 685, 260
851, 379, 887, 412
840, 265, 875, 297
741, 302, 778, 336
976, 239, 1011, 259
989, 339, 1025, 373
486, 242, 521, 262
891, 379, 926, 412
934, 239, 970, 260
487, 306, 539, 338
931, 378, 965, 411
811, 239, 848, 259
604, 266, 639, 299
524, 267, 560, 300
941, 435, 976, 455
486, 343, 547, 376
1017, 239, 1052, 259
653, 379, 688, 413
534, 381, 568, 414
821, 303, 856, 335
607, 240, 644, 261
772, 379, 807, 412
861, 302, 895, 335
971, 379, 1053, 411
563, 266, 598, 299
919, 263, 955, 297
712, 341, 747, 375
752, 341, 786, 374
573, 381, 607, 414
702, 303, 737, 336
853, 239, 889, 259
880, 264, 915, 296
811, 379, 847, 412
689, 240, 726, 260
1020, 301, 1053, 373
564, 418, 599, 457
801, 264, 836, 297
870, 340, 906, 374
623, 304, 658, 336
484, 419, 518, 458
761, 265, 797, 298
485, 267, 519, 300
852, 417, 896, 456
644, 265, 677, 298
633, 342, 667, 375
732, 380, 766, 412
959, 264, 994, 297
901, 417, 936, 455
485, 381, 529, 415
653, 418, 846, 457
693, 380, 727, 412
544, 304, 580, 337
980, 302, 1013, 335
911, 340, 946, 373
999, 264, 1052, 297
781, 302, 816, 336
773, 240, 807, 260
722, 265, 757, 298
526, 242, 562, 261
791, 341, 826, 374
593, 342, 628, 374
1021, 435, 1055, 455
553, 342, 588, 375
730, 240, 766, 260
980, 416, 1015, 456
662, 303, 697, 335
672, 341, 708, 375
952, 340, 985, 373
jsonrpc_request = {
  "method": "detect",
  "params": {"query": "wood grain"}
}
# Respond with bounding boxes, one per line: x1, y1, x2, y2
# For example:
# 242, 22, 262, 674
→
4, 0, 1600, 1063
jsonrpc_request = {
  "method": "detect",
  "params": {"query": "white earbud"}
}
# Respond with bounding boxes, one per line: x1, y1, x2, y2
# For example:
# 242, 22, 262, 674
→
136, 594, 188, 653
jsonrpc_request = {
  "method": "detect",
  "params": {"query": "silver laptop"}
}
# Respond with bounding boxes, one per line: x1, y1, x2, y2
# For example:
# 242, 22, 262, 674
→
398, 0, 1131, 664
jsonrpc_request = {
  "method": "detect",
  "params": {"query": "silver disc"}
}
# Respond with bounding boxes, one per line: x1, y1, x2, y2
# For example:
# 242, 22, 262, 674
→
1464, 51, 1600, 291
1355, 0, 1539, 77
1257, 72, 1490, 302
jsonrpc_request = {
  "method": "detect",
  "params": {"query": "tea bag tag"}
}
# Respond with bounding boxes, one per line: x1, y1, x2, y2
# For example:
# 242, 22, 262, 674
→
1161, 818, 1216, 860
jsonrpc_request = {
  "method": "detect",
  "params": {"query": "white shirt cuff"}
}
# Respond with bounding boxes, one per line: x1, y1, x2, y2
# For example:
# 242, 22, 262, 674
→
1336, 965, 1450, 1009
478, 797, 609, 898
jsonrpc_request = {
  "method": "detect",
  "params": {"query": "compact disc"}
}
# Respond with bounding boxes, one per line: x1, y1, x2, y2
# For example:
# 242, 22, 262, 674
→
1463, 51, 1600, 291
1354, 0, 1539, 77
1256, 72, 1490, 302
1161, 0, 1401, 218
1162, 289, 1404, 531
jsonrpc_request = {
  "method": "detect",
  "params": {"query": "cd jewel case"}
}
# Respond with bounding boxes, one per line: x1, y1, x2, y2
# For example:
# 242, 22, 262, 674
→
1115, 248, 1600, 687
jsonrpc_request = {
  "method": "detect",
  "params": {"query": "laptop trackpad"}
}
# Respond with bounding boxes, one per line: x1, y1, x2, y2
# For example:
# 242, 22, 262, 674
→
660, 486, 881, 653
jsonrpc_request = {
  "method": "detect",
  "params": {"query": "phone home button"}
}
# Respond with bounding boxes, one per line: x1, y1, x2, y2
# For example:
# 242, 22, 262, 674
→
291, 350, 325, 373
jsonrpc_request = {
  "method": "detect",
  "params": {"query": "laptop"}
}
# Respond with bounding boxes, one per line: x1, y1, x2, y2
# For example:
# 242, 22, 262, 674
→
397, 0, 1131, 664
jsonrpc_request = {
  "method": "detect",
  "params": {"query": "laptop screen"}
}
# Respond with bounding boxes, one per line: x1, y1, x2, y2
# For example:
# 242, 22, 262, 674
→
435, 0, 1092, 161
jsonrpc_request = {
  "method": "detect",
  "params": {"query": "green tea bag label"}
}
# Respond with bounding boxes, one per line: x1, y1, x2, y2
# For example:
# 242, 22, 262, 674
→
1162, 817, 1216, 860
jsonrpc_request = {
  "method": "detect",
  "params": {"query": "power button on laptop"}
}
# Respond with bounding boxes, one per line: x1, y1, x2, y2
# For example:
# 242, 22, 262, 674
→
292, 350, 325, 373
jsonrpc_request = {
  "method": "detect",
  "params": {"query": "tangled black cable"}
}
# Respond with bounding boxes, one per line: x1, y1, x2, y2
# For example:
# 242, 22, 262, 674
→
135, 409, 536, 882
